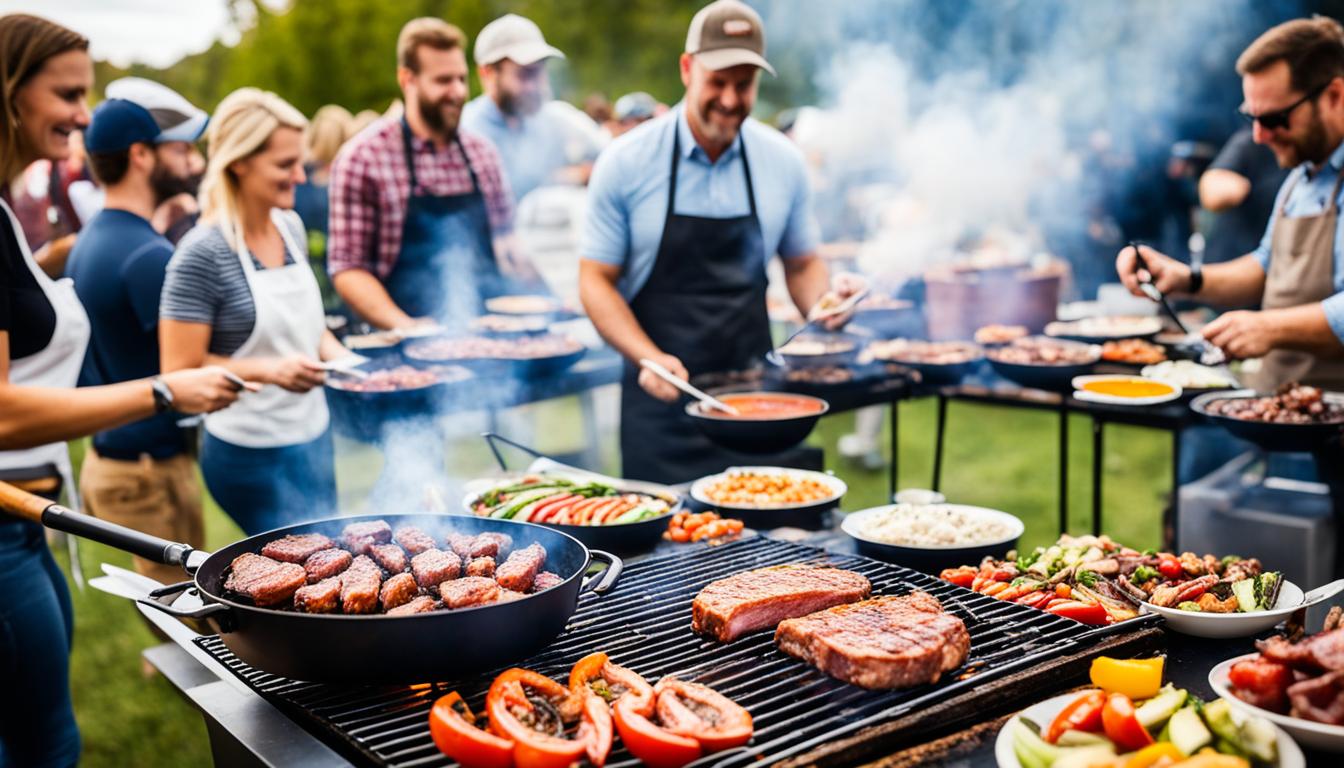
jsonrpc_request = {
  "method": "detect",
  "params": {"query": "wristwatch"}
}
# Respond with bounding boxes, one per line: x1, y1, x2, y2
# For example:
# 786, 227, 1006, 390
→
151, 376, 175, 414
1188, 262, 1203, 295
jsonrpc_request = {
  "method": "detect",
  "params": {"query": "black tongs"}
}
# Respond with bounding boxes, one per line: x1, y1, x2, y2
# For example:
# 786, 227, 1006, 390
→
1129, 241, 1226, 366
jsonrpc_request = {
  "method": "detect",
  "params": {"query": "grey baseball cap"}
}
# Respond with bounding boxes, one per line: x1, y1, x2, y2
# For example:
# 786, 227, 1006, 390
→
474, 14, 565, 66
685, 0, 774, 76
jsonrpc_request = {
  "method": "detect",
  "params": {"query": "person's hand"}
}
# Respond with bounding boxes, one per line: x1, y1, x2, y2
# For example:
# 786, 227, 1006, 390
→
160, 366, 249, 414
636, 352, 688, 403
267, 354, 327, 393
1202, 310, 1279, 360
1116, 243, 1191, 297
808, 271, 868, 331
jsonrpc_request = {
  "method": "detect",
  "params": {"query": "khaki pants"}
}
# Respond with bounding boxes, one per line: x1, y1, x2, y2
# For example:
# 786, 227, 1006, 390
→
80, 449, 203, 586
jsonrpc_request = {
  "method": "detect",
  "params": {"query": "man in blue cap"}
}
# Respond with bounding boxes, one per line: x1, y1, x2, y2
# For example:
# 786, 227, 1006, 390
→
64, 79, 210, 584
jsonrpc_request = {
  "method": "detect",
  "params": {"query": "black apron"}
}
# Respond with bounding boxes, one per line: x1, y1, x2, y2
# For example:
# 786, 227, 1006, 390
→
619, 126, 775, 484
384, 120, 503, 327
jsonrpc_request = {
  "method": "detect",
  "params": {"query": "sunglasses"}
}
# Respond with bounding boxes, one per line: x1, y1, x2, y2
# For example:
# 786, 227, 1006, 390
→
1239, 83, 1328, 131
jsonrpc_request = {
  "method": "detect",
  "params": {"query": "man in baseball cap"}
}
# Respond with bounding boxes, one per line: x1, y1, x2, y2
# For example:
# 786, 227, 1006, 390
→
462, 13, 602, 202
65, 77, 211, 585
577, 0, 862, 484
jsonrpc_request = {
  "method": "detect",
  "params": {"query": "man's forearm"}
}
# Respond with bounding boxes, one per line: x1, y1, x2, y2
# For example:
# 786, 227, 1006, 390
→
331, 269, 415, 329
782, 254, 829, 317
579, 270, 661, 364
1266, 303, 1344, 357
1191, 255, 1267, 308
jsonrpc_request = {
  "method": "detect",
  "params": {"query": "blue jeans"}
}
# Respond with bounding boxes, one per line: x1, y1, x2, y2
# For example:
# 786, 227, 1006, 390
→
201, 428, 337, 536
0, 518, 80, 768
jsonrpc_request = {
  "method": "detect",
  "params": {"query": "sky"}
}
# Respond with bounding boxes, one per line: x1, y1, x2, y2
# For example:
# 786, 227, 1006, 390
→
0, 0, 247, 68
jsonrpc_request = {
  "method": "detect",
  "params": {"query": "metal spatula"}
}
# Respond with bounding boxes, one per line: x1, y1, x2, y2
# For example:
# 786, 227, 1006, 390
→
1130, 242, 1227, 367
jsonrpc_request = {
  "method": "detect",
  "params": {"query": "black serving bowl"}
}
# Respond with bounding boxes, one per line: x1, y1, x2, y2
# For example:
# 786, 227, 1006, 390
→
840, 503, 1024, 574
324, 365, 473, 442
986, 338, 1101, 392
776, 332, 862, 369
689, 466, 846, 530
685, 391, 829, 454
1190, 389, 1344, 451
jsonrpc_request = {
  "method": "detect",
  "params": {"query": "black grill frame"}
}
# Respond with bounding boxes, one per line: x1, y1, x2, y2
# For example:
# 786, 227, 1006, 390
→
194, 536, 1160, 767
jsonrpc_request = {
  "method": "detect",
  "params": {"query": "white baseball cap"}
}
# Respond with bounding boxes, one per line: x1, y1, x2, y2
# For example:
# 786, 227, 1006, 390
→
104, 77, 209, 144
474, 14, 565, 66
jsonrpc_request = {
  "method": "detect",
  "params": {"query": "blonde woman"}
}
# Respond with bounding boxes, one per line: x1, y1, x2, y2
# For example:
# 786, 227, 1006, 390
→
160, 87, 348, 535
294, 103, 351, 235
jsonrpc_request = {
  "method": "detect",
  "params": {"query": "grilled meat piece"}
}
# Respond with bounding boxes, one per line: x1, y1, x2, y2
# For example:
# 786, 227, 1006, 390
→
533, 571, 563, 592
440, 576, 501, 609
260, 533, 335, 564
1258, 627, 1344, 672
692, 565, 872, 642
387, 595, 438, 616
411, 549, 460, 589
446, 533, 477, 561
293, 578, 342, 613
496, 543, 546, 592
368, 543, 409, 574
775, 592, 970, 689
466, 556, 495, 578
342, 520, 392, 555
379, 572, 419, 611
1288, 670, 1344, 725
224, 553, 307, 607
303, 548, 352, 584
340, 555, 383, 614
393, 526, 437, 556
470, 532, 513, 560
1196, 592, 1239, 613
1148, 574, 1218, 608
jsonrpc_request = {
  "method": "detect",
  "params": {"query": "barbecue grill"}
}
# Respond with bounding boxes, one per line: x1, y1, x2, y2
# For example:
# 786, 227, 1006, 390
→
162, 535, 1159, 767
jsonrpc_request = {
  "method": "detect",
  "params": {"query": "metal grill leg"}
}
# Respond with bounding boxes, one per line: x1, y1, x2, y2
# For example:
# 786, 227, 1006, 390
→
1059, 400, 1069, 536
932, 396, 948, 492
1092, 418, 1104, 536
889, 401, 900, 501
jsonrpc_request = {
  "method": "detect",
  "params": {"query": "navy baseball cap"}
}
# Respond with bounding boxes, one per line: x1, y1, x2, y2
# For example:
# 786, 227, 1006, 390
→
84, 98, 162, 153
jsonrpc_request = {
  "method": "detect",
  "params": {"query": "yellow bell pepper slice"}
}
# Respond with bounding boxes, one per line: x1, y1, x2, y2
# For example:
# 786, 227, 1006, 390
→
1124, 742, 1185, 768
1089, 656, 1165, 700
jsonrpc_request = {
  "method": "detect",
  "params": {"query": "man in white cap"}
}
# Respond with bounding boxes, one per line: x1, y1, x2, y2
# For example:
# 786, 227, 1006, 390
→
461, 13, 603, 203
63, 78, 211, 584
578, 0, 862, 484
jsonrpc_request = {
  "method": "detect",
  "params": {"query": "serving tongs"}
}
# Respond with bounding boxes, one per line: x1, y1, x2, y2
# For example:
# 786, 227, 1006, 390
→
639, 358, 739, 415
1129, 242, 1227, 367
766, 287, 871, 367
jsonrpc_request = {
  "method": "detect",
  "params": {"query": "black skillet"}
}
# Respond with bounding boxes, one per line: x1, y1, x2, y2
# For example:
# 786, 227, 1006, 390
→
0, 481, 621, 685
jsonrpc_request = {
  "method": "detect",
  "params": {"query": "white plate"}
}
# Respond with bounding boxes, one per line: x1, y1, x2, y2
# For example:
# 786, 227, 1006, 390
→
1211, 653, 1344, 752
1140, 579, 1344, 638
841, 503, 1023, 551
1045, 315, 1164, 340
690, 466, 846, 511
485, 295, 559, 315
995, 688, 1305, 767
1071, 375, 1181, 406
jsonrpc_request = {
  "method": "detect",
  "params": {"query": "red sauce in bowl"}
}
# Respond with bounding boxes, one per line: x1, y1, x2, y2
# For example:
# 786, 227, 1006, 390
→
708, 393, 827, 420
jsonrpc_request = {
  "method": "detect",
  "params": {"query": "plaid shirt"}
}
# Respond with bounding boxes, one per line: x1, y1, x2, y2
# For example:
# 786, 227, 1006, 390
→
327, 117, 513, 279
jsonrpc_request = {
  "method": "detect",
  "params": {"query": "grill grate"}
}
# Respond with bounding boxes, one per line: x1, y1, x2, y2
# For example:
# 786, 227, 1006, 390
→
194, 536, 1159, 767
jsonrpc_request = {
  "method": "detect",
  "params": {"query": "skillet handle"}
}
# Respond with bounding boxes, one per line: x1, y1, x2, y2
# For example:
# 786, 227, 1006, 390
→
136, 589, 235, 634
0, 481, 196, 567
579, 550, 623, 596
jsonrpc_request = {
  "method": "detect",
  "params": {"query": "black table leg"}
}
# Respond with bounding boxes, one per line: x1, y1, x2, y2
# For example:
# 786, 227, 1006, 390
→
1166, 428, 1181, 551
1059, 399, 1069, 536
932, 395, 948, 492
1092, 417, 1104, 536
889, 401, 900, 502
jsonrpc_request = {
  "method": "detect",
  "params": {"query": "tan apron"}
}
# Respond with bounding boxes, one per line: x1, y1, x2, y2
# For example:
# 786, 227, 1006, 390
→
1247, 168, 1344, 392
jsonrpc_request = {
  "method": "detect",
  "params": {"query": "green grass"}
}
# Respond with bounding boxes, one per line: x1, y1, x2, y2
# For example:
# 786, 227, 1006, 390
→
50, 395, 1171, 766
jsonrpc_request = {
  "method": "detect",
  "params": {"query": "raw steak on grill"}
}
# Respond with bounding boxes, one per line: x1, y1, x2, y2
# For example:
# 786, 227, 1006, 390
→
692, 565, 871, 642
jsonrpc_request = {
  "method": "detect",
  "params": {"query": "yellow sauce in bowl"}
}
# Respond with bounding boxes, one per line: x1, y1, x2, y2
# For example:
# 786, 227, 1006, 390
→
1080, 379, 1174, 398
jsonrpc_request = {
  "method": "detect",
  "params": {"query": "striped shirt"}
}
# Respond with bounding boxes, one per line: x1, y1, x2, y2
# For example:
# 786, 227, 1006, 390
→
326, 116, 513, 280
159, 212, 305, 356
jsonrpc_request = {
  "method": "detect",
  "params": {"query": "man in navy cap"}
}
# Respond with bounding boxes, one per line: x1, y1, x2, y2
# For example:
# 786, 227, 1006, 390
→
64, 79, 210, 584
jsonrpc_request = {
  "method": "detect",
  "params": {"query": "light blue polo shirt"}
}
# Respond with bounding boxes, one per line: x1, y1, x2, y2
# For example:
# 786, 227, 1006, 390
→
581, 103, 820, 300
461, 95, 601, 204
1252, 139, 1344, 343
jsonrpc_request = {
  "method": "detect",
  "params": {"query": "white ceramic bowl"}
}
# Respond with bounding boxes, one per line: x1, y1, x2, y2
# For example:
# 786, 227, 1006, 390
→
995, 688, 1305, 767
690, 466, 846, 511
1139, 579, 1344, 638
1071, 375, 1182, 406
1211, 653, 1344, 753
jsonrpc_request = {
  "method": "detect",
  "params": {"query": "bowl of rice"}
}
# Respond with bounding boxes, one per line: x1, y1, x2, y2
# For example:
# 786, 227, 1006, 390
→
841, 502, 1024, 573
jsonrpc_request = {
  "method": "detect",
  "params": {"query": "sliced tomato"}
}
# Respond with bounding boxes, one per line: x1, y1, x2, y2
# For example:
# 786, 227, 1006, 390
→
1044, 690, 1105, 743
613, 696, 702, 768
1101, 693, 1154, 752
1156, 554, 1183, 580
1045, 600, 1111, 625
653, 678, 753, 752
428, 692, 514, 768
486, 669, 585, 768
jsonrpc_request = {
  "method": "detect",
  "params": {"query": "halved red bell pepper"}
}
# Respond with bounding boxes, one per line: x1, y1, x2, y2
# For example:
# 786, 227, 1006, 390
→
487, 669, 586, 768
1043, 690, 1105, 744
428, 692, 514, 768
1045, 600, 1111, 625
613, 695, 702, 768
940, 566, 977, 588
575, 686, 613, 767
1101, 692, 1154, 752
653, 678, 753, 752
568, 652, 655, 713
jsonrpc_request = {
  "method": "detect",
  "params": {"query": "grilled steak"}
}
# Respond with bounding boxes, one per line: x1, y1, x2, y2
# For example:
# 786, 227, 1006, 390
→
393, 526, 437, 556
692, 565, 872, 642
774, 592, 970, 689
224, 553, 307, 607
368, 543, 409, 574
293, 578, 342, 613
379, 572, 419, 611
1259, 627, 1344, 672
440, 576, 500, 609
386, 595, 438, 616
533, 571, 563, 592
260, 533, 335, 563
340, 555, 383, 614
446, 533, 477, 561
411, 549, 460, 589
471, 532, 512, 559
342, 520, 392, 555
466, 556, 495, 578
303, 548, 352, 584
496, 543, 546, 592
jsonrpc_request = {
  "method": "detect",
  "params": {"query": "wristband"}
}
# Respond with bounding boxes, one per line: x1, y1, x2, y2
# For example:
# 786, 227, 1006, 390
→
1188, 262, 1203, 295
151, 376, 175, 414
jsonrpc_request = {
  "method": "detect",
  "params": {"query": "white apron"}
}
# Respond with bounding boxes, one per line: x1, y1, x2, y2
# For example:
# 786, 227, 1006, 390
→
0, 199, 91, 506
204, 210, 329, 448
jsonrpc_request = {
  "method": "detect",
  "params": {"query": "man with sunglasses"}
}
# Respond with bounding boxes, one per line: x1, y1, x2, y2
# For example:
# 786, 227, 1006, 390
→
1118, 16, 1344, 391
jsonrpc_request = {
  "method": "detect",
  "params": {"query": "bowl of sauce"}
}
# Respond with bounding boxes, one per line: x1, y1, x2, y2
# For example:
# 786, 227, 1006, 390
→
686, 391, 830, 453
1071, 375, 1181, 406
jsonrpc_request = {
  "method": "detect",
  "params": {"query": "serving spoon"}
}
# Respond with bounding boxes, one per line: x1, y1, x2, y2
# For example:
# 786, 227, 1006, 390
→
639, 358, 739, 415
766, 288, 871, 367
